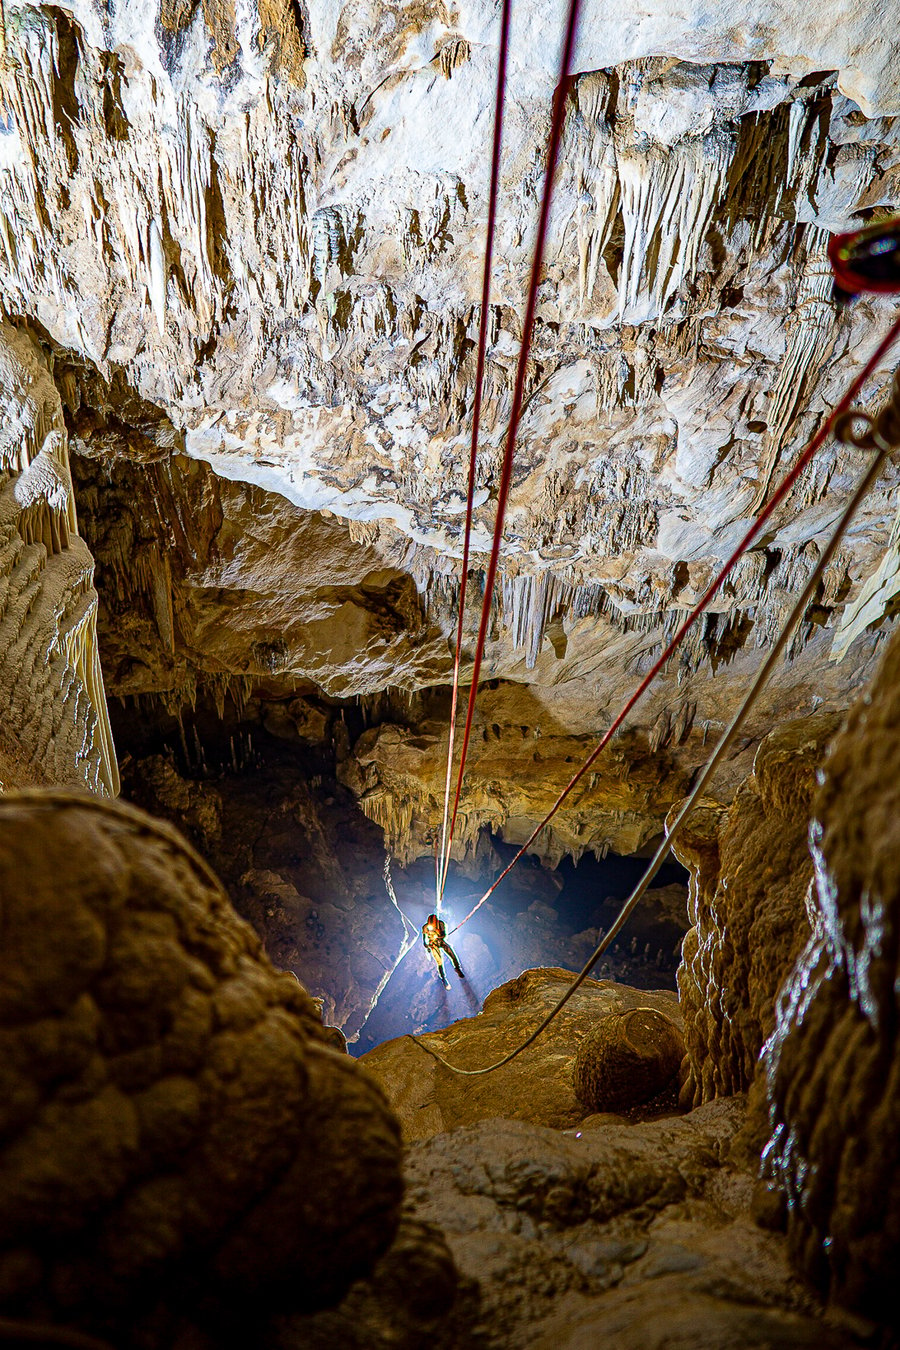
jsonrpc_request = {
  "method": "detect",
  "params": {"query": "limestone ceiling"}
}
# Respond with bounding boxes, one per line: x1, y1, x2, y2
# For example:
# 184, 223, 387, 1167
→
2, 0, 900, 855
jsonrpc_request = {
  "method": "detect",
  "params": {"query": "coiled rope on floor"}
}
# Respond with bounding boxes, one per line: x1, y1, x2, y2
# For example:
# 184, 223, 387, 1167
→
436, 0, 583, 905
413, 323, 900, 1077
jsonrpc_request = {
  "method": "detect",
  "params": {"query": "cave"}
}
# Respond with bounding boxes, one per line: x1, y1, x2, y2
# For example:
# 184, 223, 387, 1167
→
2, 2, 900, 1347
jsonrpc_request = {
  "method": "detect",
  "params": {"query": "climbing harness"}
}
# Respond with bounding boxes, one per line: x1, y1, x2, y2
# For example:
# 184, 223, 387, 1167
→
436, 0, 512, 913
422, 912, 466, 987
436, 0, 583, 906
414, 309, 900, 1075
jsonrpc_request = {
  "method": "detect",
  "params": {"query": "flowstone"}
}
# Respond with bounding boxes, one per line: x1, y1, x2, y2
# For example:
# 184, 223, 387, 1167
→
673, 715, 840, 1108
762, 627, 900, 1323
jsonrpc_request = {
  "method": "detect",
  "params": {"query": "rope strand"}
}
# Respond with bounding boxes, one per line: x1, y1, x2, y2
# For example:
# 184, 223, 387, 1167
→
436, 0, 512, 910
414, 396, 897, 1076
448, 314, 900, 936
440, 0, 583, 892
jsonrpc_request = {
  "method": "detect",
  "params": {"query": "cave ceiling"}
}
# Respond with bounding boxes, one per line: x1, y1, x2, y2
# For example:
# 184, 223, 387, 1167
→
2, 0, 900, 860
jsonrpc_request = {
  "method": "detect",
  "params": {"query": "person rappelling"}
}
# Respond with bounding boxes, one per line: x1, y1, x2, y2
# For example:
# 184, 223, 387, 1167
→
422, 913, 465, 988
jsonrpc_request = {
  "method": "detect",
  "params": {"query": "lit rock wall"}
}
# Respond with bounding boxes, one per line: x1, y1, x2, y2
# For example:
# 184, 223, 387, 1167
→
0, 322, 118, 794
2, 0, 900, 853
761, 625, 900, 1324
673, 714, 838, 1108
0, 2, 899, 663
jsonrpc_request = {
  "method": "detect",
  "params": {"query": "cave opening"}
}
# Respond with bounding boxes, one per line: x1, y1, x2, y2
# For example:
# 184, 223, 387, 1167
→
107, 691, 688, 1055
351, 843, 688, 1055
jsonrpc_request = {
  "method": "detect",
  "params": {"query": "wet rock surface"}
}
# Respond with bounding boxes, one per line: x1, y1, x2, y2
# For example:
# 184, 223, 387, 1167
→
673, 715, 841, 1108
763, 626, 900, 1324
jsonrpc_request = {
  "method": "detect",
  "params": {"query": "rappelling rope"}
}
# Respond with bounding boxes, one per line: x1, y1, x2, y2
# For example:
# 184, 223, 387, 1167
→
413, 387, 898, 1076
446, 313, 900, 938
436, 0, 512, 913
438, 0, 583, 902
413, 321, 900, 1075
351, 855, 421, 1044
383, 853, 418, 939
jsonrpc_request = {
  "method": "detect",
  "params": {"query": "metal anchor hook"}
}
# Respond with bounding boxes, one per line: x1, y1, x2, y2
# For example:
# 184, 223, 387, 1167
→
834, 366, 900, 452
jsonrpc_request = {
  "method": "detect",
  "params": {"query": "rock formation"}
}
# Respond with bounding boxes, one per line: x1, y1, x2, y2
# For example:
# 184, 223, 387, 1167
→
0, 791, 402, 1347
1, 0, 899, 863
313, 1100, 866, 1350
361, 969, 682, 1142
573, 1005, 683, 1116
0, 323, 116, 796
673, 714, 840, 1108
3, 1, 900, 1343
762, 625, 900, 1325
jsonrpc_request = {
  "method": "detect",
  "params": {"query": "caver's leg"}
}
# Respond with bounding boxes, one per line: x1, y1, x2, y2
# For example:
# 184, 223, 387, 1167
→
432, 948, 450, 988
443, 941, 464, 979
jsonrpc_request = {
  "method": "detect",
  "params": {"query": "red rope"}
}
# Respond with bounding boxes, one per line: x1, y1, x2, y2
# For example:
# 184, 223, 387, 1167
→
449, 311, 900, 934
436, 0, 512, 908
440, 0, 583, 887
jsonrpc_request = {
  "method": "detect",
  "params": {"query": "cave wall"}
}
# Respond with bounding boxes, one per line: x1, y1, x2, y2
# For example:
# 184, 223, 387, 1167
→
0, 321, 117, 795
2, 0, 898, 862
1, 0, 899, 865
0, 788, 403, 1345
672, 714, 838, 1109
69, 440, 449, 702
761, 625, 900, 1323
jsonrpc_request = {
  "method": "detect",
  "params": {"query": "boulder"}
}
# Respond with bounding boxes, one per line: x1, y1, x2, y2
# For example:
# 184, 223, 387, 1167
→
361, 968, 682, 1142
0, 791, 402, 1347
573, 1007, 684, 1115
392, 1101, 863, 1350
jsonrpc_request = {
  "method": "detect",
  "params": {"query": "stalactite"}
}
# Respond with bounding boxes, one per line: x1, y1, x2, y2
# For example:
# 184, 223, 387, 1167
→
752, 228, 837, 509
831, 500, 900, 661
566, 72, 620, 310
615, 130, 735, 323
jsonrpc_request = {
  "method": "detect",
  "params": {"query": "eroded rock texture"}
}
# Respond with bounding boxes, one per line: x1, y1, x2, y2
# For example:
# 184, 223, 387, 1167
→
762, 628, 900, 1323
0, 791, 402, 1346
347, 1101, 863, 1350
70, 442, 448, 704
361, 968, 682, 1142
573, 1006, 684, 1116
3, 1, 900, 864
674, 715, 839, 1108
0, 323, 116, 795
